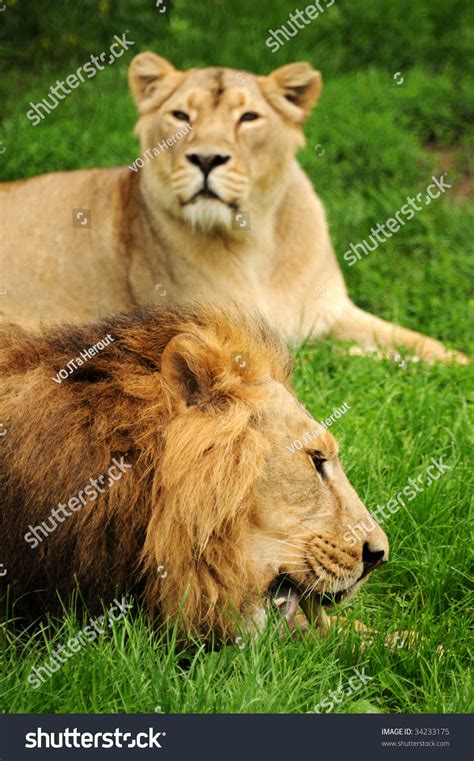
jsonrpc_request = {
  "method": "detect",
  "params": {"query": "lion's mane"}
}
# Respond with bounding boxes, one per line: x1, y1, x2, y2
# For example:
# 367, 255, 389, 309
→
0, 304, 290, 637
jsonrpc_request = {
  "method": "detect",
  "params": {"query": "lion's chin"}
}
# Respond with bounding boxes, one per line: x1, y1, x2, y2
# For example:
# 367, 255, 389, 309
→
181, 197, 234, 232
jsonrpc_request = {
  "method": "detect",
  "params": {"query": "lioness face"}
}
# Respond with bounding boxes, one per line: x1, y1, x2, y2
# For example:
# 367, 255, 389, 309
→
129, 54, 322, 231
249, 382, 389, 610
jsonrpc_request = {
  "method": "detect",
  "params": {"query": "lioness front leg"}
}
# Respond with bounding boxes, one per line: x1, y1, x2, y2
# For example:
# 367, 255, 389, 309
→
330, 302, 469, 365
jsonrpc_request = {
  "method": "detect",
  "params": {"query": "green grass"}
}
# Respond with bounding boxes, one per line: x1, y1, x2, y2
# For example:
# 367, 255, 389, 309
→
1, 353, 472, 713
0, 0, 473, 714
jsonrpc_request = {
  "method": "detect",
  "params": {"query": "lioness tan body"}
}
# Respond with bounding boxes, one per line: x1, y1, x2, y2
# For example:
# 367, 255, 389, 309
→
0, 55, 464, 362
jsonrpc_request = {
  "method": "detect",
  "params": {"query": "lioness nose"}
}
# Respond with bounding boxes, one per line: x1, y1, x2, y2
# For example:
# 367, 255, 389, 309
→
361, 541, 387, 578
186, 153, 230, 176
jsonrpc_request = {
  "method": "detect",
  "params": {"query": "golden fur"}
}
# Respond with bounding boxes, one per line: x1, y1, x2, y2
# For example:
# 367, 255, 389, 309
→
0, 304, 388, 638
0, 54, 466, 363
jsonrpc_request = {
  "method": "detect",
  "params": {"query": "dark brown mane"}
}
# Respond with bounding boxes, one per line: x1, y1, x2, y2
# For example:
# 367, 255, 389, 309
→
0, 303, 290, 636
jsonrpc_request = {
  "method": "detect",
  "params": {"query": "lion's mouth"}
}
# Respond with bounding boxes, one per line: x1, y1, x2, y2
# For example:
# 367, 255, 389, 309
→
268, 574, 355, 630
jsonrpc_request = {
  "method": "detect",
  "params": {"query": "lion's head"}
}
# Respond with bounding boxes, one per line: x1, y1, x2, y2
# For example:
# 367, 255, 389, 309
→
128, 53, 322, 231
0, 305, 387, 638
140, 306, 388, 636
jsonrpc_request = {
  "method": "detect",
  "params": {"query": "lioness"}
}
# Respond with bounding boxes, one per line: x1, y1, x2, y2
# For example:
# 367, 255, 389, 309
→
0, 54, 465, 362
0, 303, 388, 638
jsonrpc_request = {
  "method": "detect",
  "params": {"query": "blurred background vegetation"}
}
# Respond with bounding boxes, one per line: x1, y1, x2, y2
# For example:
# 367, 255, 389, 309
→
0, 0, 472, 76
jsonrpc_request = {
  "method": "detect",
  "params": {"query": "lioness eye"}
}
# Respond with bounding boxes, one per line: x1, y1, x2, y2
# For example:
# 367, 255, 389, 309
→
239, 112, 260, 122
172, 110, 190, 122
309, 451, 326, 479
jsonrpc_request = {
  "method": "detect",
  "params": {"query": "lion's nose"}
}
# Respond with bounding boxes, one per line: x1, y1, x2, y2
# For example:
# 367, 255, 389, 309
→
186, 152, 230, 176
360, 541, 387, 579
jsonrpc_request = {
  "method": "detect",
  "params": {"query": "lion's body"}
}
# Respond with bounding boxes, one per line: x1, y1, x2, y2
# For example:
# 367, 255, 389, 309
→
0, 304, 388, 637
0, 56, 463, 362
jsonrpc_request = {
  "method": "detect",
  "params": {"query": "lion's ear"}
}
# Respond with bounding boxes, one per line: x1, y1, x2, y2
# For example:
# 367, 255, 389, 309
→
161, 333, 215, 412
128, 52, 183, 114
259, 62, 322, 123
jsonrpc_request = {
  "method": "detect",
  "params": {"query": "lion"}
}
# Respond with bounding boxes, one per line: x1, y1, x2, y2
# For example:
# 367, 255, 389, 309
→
0, 54, 466, 364
0, 303, 389, 639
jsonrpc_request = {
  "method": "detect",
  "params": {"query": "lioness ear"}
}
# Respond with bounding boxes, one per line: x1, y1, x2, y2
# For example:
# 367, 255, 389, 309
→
260, 62, 322, 123
161, 333, 216, 412
128, 52, 183, 114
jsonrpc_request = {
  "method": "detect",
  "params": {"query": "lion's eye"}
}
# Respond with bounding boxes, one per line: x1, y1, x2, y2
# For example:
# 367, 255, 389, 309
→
172, 110, 190, 122
309, 451, 327, 479
239, 112, 260, 122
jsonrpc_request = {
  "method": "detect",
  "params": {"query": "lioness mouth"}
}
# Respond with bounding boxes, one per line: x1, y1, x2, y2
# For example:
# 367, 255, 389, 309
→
196, 187, 220, 200
184, 186, 221, 204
